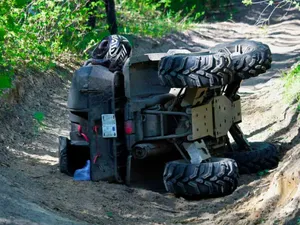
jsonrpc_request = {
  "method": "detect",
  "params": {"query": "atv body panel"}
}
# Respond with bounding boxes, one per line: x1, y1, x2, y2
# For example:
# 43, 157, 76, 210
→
67, 64, 127, 182
123, 54, 177, 150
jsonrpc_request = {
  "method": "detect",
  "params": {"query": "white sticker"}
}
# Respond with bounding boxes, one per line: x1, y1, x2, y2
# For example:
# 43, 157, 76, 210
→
102, 114, 117, 138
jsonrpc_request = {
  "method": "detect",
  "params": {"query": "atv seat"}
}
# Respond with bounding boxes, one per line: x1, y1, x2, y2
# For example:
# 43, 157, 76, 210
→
123, 53, 175, 108
130, 93, 175, 108
123, 54, 171, 98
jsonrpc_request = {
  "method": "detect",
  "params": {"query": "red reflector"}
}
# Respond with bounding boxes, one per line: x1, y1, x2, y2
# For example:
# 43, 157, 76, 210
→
125, 121, 133, 134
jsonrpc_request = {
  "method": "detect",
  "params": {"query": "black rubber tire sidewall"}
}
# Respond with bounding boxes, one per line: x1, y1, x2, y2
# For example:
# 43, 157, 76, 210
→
58, 136, 74, 176
163, 157, 239, 198
209, 40, 272, 79
225, 142, 279, 174
158, 52, 234, 88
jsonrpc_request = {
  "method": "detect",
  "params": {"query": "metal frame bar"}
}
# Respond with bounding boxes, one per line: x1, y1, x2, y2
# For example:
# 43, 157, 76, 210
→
224, 79, 251, 150
140, 109, 191, 141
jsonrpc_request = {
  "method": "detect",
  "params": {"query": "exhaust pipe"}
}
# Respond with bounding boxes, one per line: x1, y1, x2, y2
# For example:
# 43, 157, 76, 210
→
132, 142, 173, 160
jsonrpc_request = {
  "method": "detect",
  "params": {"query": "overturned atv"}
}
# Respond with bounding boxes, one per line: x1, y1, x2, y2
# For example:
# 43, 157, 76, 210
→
59, 39, 279, 198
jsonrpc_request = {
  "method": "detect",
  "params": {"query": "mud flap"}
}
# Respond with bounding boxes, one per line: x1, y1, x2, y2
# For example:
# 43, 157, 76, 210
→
58, 136, 89, 176
86, 66, 126, 182
88, 107, 116, 182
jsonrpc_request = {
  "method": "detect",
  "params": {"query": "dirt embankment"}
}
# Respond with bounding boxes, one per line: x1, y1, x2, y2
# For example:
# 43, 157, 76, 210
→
0, 5, 300, 225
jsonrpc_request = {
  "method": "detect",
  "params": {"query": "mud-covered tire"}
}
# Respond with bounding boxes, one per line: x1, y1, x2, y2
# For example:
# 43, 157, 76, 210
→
209, 40, 272, 79
58, 136, 73, 176
158, 53, 234, 88
163, 158, 239, 198
225, 142, 279, 174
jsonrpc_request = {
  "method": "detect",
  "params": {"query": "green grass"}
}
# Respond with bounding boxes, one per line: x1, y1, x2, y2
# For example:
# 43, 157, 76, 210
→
117, 2, 194, 38
283, 61, 300, 111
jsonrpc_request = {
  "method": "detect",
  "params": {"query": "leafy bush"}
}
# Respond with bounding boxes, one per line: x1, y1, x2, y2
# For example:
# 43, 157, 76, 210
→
0, 0, 111, 94
155, 0, 232, 20
116, 0, 194, 37
0, 0, 108, 70
0, 0, 233, 94
117, 0, 233, 34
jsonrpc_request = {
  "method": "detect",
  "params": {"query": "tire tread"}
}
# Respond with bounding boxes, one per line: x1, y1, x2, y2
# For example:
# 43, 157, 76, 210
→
163, 158, 239, 197
158, 53, 233, 88
225, 142, 279, 174
210, 40, 272, 79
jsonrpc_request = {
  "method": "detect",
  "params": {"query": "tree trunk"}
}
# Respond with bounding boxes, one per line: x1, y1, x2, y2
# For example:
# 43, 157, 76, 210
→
87, 0, 118, 34
104, 0, 118, 34
87, 0, 97, 29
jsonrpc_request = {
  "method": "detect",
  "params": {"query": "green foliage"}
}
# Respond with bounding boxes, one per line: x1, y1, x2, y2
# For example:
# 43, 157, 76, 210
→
106, 212, 113, 218
159, 0, 232, 19
117, 0, 194, 37
33, 111, 45, 125
0, 0, 108, 93
283, 62, 300, 108
0, 0, 197, 93
0, 0, 233, 94
33, 111, 46, 135
257, 169, 269, 177
242, 0, 252, 6
256, 218, 266, 224
117, 0, 233, 36
0, 76, 12, 89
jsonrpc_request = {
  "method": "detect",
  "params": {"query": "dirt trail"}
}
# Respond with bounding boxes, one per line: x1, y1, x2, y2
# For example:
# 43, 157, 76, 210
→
135, 7, 300, 91
0, 5, 300, 225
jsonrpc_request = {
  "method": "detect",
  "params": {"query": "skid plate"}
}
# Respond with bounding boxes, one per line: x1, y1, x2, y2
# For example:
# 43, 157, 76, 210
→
191, 100, 214, 139
191, 96, 242, 139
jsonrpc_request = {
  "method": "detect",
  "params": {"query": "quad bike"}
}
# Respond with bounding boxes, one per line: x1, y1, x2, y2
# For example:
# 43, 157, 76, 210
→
58, 39, 279, 198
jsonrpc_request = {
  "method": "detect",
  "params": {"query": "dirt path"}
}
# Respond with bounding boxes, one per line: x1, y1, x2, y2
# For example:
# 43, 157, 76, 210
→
134, 6, 300, 92
0, 6, 300, 225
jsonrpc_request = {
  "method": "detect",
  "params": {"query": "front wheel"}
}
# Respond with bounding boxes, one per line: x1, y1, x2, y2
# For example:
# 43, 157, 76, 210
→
163, 158, 239, 198
209, 40, 272, 79
158, 53, 234, 88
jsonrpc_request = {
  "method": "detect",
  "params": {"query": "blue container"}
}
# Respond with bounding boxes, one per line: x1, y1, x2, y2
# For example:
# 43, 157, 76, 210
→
73, 160, 91, 181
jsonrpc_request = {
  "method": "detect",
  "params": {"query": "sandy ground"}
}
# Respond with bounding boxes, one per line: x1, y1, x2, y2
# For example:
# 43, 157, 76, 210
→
0, 4, 300, 225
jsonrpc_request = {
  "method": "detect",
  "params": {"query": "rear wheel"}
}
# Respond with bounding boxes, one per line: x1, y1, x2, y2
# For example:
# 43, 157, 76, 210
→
163, 158, 239, 198
209, 40, 272, 79
158, 53, 233, 88
58, 136, 90, 176
225, 142, 279, 174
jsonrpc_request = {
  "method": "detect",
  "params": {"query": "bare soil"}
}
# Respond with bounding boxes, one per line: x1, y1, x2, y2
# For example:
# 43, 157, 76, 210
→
0, 6, 300, 225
